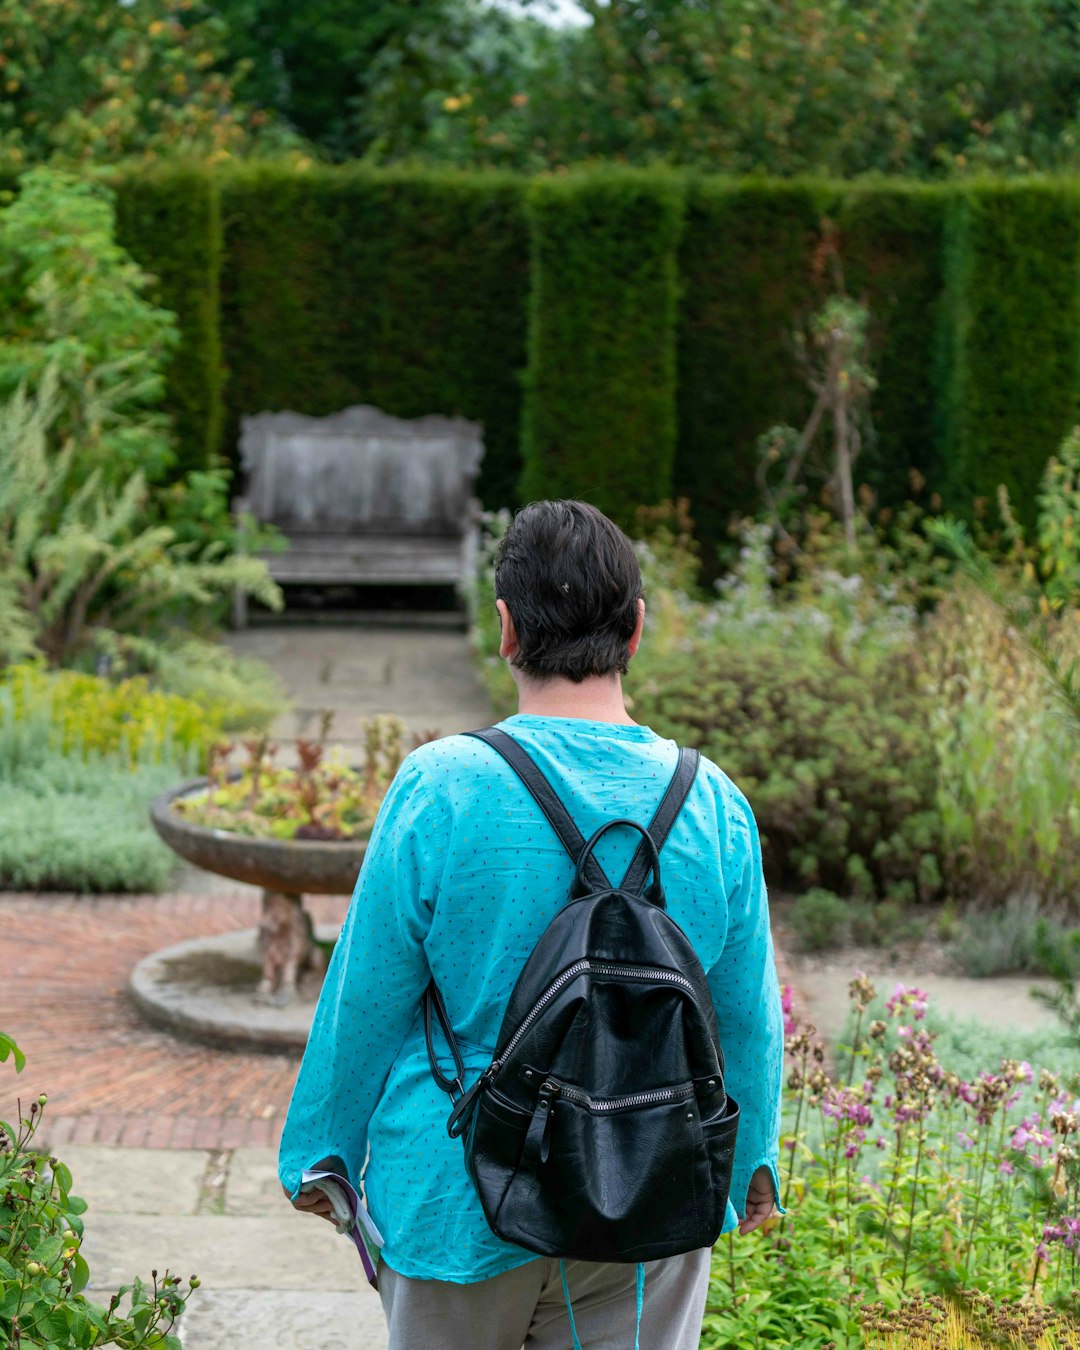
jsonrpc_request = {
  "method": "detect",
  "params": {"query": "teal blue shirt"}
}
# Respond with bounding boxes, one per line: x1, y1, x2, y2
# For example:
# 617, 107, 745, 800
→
279, 714, 785, 1282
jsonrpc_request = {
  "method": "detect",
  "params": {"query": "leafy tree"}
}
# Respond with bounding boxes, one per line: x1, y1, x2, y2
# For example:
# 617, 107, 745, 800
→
0, 0, 270, 170
343, 0, 1080, 178
210, 0, 557, 164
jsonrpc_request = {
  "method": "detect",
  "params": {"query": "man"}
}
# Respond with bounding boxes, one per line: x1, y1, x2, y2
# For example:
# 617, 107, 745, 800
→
280, 499, 783, 1349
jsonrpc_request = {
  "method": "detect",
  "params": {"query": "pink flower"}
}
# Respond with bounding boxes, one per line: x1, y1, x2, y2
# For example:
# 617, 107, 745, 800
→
886, 984, 929, 1021
781, 985, 797, 1037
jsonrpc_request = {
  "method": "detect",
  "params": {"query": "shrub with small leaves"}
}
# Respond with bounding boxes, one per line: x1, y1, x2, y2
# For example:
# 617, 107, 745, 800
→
631, 638, 943, 900
0, 1034, 196, 1347
789, 887, 850, 951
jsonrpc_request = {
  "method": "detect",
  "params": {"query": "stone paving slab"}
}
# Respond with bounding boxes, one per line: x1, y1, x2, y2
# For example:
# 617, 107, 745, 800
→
174, 1288, 388, 1350
225, 625, 493, 759
59, 1146, 206, 1215
81, 1213, 364, 1291
224, 1148, 285, 1217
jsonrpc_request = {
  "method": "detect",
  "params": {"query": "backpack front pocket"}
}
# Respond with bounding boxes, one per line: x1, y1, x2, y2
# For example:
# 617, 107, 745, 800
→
492, 1079, 720, 1262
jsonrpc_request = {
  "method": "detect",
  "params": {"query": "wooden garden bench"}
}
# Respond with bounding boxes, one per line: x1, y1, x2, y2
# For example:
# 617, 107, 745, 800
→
232, 404, 484, 625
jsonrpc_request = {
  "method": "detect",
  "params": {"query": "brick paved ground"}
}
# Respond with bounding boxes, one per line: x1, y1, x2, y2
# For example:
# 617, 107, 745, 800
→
0, 890, 348, 1152
1, 884, 799, 1155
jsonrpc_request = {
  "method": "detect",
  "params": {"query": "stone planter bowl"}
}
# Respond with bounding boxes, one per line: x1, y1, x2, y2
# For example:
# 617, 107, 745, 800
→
150, 778, 369, 895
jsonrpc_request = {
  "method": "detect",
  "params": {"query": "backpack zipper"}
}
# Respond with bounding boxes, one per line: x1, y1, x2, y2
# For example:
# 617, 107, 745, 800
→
591, 962, 697, 994
547, 1080, 695, 1112
491, 961, 703, 1073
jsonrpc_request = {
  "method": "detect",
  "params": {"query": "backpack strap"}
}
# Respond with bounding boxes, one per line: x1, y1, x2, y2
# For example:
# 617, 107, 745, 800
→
619, 746, 700, 895
465, 728, 611, 890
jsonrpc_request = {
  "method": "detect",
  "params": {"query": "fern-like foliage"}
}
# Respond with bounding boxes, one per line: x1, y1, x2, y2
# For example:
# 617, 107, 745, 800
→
0, 368, 282, 668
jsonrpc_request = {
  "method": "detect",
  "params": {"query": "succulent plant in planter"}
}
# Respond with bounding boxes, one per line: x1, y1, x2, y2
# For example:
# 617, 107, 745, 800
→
174, 715, 416, 843
150, 717, 439, 1005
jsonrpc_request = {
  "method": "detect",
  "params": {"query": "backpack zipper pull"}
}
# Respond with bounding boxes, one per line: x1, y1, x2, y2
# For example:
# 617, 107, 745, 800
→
521, 1081, 558, 1176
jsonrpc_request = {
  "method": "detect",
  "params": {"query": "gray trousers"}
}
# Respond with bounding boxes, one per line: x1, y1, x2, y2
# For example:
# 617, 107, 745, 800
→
377, 1248, 711, 1350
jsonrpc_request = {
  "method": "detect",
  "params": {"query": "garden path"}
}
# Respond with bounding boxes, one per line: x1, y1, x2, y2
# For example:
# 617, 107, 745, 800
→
793, 964, 1060, 1043
224, 621, 494, 763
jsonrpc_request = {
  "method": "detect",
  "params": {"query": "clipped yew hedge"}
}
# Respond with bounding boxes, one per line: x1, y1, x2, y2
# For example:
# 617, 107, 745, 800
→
937, 182, 1080, 523
113, 165, 224, 477
520, 170, 685, 530
6, 167, 1076, 554
675, 178, 826, 562
219, 166, 530, 507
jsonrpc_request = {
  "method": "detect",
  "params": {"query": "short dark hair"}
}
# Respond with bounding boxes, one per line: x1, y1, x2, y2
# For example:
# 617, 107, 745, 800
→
493, 500, 643, 683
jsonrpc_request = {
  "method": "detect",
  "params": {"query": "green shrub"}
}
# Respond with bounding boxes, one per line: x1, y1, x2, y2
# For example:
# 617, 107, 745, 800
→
789, 888, 849, 951
923, 588, 1080, 908
631, 637, 942, 900
1, 1034, 196, 1347
0, 763, 179, 893
947, 896, 1080, 979
847, 897, 926, 950
2, 664, 226, 765
0, 372, 280, 670
148, 640, 286, 735
0, 676, 195, 893
520, 170, 685, 529
0, 169, 180, 489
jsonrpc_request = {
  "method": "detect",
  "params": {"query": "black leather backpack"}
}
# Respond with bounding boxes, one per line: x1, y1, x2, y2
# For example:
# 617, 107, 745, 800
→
424, 727, 740, 1264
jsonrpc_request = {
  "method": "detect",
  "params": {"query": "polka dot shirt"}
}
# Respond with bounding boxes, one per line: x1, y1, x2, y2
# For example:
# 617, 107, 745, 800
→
279, 714, 784, 1283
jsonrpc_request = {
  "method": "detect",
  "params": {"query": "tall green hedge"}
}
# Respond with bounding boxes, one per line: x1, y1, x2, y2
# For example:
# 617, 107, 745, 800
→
113, 166, 223, 476
839, 184, 950, 510
220, 166, 530, 506
520, 171, 685, 529
675, 179, 828, 567
5, 166, 1077, 553
937, 182, 1080, 525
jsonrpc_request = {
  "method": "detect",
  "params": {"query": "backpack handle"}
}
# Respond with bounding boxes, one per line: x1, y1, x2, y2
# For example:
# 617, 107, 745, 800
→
571, 819, 664, 907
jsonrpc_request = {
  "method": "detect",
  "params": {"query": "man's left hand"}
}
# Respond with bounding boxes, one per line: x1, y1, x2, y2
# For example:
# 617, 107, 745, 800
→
284, 1183, 337, 1224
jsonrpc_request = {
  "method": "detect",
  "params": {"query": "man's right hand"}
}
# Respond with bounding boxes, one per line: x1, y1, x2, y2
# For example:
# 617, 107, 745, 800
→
738, 1165, 777, 1236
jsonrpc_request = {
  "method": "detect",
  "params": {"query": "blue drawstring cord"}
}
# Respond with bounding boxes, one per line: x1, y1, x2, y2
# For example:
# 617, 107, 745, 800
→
559, 1259, 646, 1350
634, 1261, 644, 1350
560, 1260, 583, 1350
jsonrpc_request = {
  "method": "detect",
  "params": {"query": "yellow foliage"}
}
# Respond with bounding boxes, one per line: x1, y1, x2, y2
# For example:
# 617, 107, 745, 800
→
1, 664, 225, 767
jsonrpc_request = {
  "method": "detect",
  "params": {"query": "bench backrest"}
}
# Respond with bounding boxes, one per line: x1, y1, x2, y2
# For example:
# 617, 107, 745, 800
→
239, 405, 484, 535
